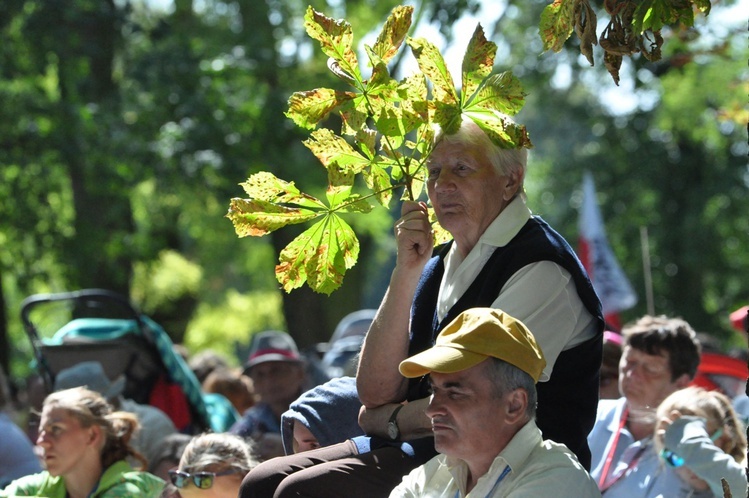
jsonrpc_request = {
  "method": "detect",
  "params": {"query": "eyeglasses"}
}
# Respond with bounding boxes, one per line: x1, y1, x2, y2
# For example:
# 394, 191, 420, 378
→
168, 468, 243, 489
659, 427, 724, 468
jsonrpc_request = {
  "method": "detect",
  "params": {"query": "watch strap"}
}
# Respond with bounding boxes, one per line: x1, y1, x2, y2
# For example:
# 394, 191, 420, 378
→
388, 404, 405, 439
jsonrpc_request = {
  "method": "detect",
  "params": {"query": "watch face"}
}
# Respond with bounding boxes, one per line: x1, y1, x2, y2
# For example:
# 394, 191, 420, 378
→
387, 422, 398, 440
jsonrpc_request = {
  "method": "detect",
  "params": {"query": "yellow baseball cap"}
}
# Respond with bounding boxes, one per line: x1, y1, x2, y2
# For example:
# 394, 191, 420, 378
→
399, 308, 546, 383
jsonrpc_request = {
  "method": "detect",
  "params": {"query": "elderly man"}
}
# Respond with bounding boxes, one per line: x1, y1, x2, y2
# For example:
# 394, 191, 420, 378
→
240, 116, 603, 497
230, 330, 308, 460
588, 315, 702, 495
390, 307, 600, 497
358, 117, 603, 463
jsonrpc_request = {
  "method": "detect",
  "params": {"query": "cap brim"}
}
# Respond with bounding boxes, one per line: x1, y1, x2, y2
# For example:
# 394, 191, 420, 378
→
399, 346, 488, 378
244, 354, 301, 373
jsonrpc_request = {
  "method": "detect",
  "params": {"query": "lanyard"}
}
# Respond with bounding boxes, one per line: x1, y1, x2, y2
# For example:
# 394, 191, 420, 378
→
454, 465, 511, 498
598, 407, 628, 490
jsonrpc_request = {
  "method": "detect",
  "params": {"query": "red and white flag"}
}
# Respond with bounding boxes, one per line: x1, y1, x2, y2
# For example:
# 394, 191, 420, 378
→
578, 172, 637, 329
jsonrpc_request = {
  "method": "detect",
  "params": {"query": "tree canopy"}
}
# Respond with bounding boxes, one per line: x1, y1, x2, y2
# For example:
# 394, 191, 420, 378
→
1, 0, 746, 382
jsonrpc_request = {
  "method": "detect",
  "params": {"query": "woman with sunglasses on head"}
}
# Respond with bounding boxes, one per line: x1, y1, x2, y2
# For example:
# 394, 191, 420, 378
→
166, 432, 256, 498
653, 386, 747, 498
0, 386, 164, 498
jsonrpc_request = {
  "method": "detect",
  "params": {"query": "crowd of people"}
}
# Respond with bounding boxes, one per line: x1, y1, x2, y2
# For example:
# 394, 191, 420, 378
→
1, 113, 747, 498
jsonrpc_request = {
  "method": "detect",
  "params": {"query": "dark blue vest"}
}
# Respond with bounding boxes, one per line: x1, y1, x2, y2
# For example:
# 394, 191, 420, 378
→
408, 216, 604, 470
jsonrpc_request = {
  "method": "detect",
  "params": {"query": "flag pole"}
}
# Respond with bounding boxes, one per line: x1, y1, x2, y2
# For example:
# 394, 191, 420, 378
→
640, 226, 655, 315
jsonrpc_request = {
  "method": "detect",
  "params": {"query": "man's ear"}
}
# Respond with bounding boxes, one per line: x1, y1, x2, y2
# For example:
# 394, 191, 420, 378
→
502, 169, 525, 201
505, 389, 528, 424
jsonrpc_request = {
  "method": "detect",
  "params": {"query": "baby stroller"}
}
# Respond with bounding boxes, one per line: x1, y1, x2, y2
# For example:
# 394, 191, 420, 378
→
21, 288, 237, 434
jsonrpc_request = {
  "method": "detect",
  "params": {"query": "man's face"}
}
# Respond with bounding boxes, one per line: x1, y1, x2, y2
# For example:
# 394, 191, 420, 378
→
425, 360, 513, 463
248, 361, 305, 407
619, 345, 683, 410
426, 140, 515, 247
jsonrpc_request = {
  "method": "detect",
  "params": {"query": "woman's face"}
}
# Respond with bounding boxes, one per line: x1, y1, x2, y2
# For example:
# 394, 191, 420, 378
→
36, 407, 96, 477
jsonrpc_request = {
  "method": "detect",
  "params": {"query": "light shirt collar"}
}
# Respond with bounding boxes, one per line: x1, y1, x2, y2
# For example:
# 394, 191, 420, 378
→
444, 420, 540, 497
438, 196, 531, 321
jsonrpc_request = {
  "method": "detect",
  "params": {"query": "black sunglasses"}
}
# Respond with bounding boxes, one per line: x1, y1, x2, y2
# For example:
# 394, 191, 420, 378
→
168, 468, 243, 489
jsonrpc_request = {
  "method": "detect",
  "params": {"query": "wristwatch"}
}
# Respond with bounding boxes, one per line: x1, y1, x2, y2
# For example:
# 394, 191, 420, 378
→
387, 404, 405, 440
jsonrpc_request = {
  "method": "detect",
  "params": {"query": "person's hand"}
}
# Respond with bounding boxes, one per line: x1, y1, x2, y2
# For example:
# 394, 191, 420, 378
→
655, 409, 682, 445
394, 201, 433, 271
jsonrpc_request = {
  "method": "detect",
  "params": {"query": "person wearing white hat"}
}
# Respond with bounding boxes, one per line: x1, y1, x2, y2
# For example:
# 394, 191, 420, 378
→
390, 308, 600, 497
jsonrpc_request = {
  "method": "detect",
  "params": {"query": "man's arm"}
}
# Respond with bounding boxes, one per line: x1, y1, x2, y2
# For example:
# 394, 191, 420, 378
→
358, 399, 433, 440
357, 201, 433, 408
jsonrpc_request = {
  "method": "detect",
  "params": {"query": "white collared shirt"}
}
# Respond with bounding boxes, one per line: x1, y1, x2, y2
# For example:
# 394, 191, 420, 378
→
437, 197, 597, 381
389, 420, 601, 497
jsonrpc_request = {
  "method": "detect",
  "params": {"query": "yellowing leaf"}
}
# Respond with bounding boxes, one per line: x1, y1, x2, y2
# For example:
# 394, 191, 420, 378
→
371, 5, 413, 64
463, 72, 527, 116
463, 109, 533, 149
239, 172, 327, 209
304, 128, 370, 174
539, 0, 576, 53
226, 198, 320, 237
305, 6, 362, 85
337, 194, 374, 214
406, 37, 458, 105
363, 155, 395, 208
286, 88, 356, 130
461, 25, 497, 106
275, 215, 359, 294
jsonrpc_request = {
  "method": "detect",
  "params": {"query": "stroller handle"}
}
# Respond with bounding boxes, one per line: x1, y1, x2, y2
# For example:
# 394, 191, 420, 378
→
20, 288, 144, 341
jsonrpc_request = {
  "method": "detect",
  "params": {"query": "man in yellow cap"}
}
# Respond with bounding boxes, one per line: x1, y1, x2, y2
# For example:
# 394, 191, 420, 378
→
389, 308, 600, 497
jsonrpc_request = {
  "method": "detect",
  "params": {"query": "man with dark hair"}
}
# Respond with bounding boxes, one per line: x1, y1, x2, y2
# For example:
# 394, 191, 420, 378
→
587, 314, 702, 494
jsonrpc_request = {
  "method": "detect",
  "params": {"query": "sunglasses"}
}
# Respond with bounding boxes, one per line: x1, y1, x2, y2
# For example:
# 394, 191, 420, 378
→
168, 468, 243, 489
660, 427, 724, 468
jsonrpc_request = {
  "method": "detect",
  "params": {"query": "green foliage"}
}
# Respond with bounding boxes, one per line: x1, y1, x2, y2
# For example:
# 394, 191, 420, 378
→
228, 5, 532, 294
183, 289, 285, 363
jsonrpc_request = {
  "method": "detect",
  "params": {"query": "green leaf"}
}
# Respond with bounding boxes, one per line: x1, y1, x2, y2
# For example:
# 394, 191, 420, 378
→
539, 0, 576, 53
336, 194, 374, 214
227, 198, 320, 237
633, 0, 657, 33
286, 88, 356, 130
304, 6, 362, 86
370, 5, 413, 65
363, 155, 395, 208
463, 109, 533, 149
406, 37, 458, 105
304, 128, 370, 174
239, 172, 327, 209
275, 214, 359, 294
463, 72, 527, 116
461, 25, 497, 106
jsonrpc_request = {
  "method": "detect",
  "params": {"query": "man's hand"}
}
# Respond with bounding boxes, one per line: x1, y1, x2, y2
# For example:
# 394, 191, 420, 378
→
394, 201, 433, 271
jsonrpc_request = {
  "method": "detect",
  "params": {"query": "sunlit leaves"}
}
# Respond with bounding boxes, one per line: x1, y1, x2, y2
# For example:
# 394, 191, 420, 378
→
304, 6, 362, 87
406, 37, 458, 106
539, 0, 576, 53
461, 25, 496, 106
286, 88, 356, 130
370, 5, 413, 65
276, 214, 359, 295
230, 5, 533, 294
227, 198, 319, 237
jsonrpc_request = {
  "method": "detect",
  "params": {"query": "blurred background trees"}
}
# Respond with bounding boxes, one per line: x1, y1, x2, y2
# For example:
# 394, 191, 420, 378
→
1, 0, 746, 381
